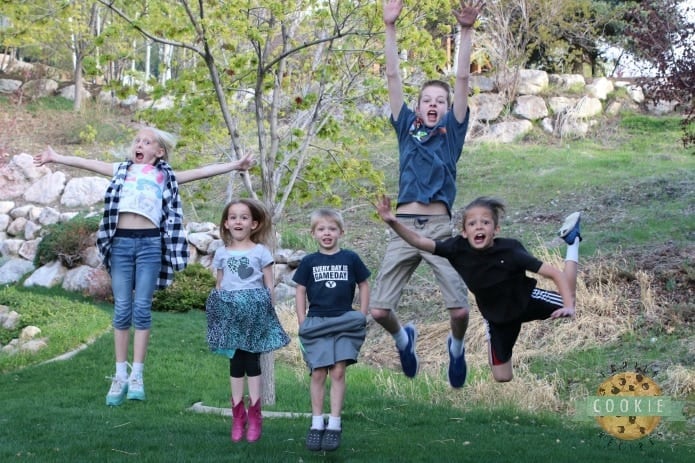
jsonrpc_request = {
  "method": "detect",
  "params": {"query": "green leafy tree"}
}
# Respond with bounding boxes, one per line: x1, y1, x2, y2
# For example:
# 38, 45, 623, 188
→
96, 0, 393, 225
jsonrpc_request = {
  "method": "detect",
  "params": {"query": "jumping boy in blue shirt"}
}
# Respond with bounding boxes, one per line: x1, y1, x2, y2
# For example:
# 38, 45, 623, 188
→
370, 0, 485, 388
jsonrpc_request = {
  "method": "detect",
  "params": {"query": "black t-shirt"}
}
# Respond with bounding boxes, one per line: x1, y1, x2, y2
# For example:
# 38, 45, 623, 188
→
434, 236, 543, 323
292, 249, 371, 317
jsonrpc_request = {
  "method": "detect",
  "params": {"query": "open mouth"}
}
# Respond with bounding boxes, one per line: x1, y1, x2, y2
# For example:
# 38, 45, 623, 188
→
427, 110, 438, 122
135, 150, 144, 161
473, 233, 486, 245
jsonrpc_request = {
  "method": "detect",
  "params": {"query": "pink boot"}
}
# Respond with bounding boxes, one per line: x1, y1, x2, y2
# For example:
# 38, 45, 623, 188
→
246, 398, 263, 442
230, 399, 247, 442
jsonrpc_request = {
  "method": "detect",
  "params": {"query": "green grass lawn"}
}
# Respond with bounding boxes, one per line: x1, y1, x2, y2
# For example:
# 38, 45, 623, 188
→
1, 307, 692, 463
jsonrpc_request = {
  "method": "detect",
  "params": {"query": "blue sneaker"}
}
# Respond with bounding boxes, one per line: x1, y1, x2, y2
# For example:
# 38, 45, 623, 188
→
447, 335, 467, 388
559, 212, 582, 245
106, 376, 128, 406
398, 323, 419, 378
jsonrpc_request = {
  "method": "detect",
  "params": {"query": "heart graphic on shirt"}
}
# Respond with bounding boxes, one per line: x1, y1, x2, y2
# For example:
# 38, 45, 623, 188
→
237, 263, 253, 279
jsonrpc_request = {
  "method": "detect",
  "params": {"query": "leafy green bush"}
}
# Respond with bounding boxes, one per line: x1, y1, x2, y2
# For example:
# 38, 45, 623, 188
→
34, 214, 101, 268
152, 263, 215, 312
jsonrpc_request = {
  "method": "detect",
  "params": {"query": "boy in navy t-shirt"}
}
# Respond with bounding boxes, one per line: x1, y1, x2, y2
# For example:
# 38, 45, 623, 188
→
293, 208, 370, 451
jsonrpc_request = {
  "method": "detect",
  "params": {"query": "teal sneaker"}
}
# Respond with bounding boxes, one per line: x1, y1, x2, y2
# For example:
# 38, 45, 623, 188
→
126, 374, 146, 401
106, 377, 128, 406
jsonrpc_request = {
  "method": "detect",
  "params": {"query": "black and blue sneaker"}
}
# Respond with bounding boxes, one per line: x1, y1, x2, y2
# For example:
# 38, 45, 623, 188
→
559, 212, 582, 245
447, 335, 467, 389
398, 323, 420, 378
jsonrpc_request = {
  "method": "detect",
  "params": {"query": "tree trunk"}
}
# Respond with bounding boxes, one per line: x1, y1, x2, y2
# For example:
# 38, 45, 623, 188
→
145, 40, 151, 85
73, 56, 84, 112
260, 352, 276, 405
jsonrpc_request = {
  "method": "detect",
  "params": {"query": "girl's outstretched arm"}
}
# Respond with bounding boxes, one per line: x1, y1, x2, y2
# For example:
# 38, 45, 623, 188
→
176, 153, 255, 184
33, 146, 113, 176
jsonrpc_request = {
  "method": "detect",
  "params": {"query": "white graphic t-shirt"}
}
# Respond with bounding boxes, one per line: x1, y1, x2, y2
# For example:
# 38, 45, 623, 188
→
115, 163, 165, 227
213, 244, 273, 291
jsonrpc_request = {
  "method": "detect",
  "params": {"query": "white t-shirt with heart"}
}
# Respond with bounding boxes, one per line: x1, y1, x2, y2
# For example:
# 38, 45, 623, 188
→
212, 244, 273, 291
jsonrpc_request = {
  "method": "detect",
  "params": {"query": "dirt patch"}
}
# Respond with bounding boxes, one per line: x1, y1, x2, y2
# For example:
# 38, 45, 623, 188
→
619, 244, 695, 321
0, 98, 132, 164
1, 104, 77, 157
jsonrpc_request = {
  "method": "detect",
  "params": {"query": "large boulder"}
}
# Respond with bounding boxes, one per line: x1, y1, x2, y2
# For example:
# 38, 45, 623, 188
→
21, 78, 59, 99
513, 95, 549, 121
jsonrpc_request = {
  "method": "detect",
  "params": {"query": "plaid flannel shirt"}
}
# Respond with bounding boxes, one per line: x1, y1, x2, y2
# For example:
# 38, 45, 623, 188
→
96, 160, 189, 289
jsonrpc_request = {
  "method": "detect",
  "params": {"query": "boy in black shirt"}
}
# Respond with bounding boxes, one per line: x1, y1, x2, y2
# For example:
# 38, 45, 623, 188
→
377, 195, 581, 383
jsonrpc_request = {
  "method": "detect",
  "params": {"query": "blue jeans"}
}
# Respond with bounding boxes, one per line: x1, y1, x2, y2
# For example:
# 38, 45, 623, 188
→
110, 235, 161, 330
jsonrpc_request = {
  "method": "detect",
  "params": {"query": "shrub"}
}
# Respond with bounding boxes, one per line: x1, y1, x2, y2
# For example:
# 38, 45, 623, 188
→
34, 214, 100, 268
152, 263, 215, 312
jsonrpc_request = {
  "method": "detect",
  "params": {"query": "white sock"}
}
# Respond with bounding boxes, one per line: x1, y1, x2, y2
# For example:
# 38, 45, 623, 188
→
449, 336, 464, 357
311, 415, 325, 430
327, 415, 341, 431
393, 327, 409, 351
130, 362, 144, 378
115, 362, 128, 381
565, 238, 580, 263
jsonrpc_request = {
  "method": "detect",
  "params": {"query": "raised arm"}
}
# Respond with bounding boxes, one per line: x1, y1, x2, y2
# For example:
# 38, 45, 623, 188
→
33, 146, 113, 176
452, 1, 485, 123
175, 153, 255, 185
383, 0, 405, 120
537, 263, 576, 318
376, 195, 436, 253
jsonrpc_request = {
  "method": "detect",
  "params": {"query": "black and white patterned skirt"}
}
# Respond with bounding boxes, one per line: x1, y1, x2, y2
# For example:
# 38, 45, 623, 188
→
206, 288, 290, 358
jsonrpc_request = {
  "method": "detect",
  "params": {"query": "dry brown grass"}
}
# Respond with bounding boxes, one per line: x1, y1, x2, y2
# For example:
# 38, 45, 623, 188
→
273, 248, 693, 415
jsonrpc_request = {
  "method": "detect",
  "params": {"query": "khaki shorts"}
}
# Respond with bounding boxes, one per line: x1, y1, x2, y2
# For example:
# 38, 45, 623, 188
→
370, 214, 469, 311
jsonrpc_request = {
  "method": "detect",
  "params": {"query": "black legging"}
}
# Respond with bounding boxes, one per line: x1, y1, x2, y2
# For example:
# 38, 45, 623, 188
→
230, 349, 261, 378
